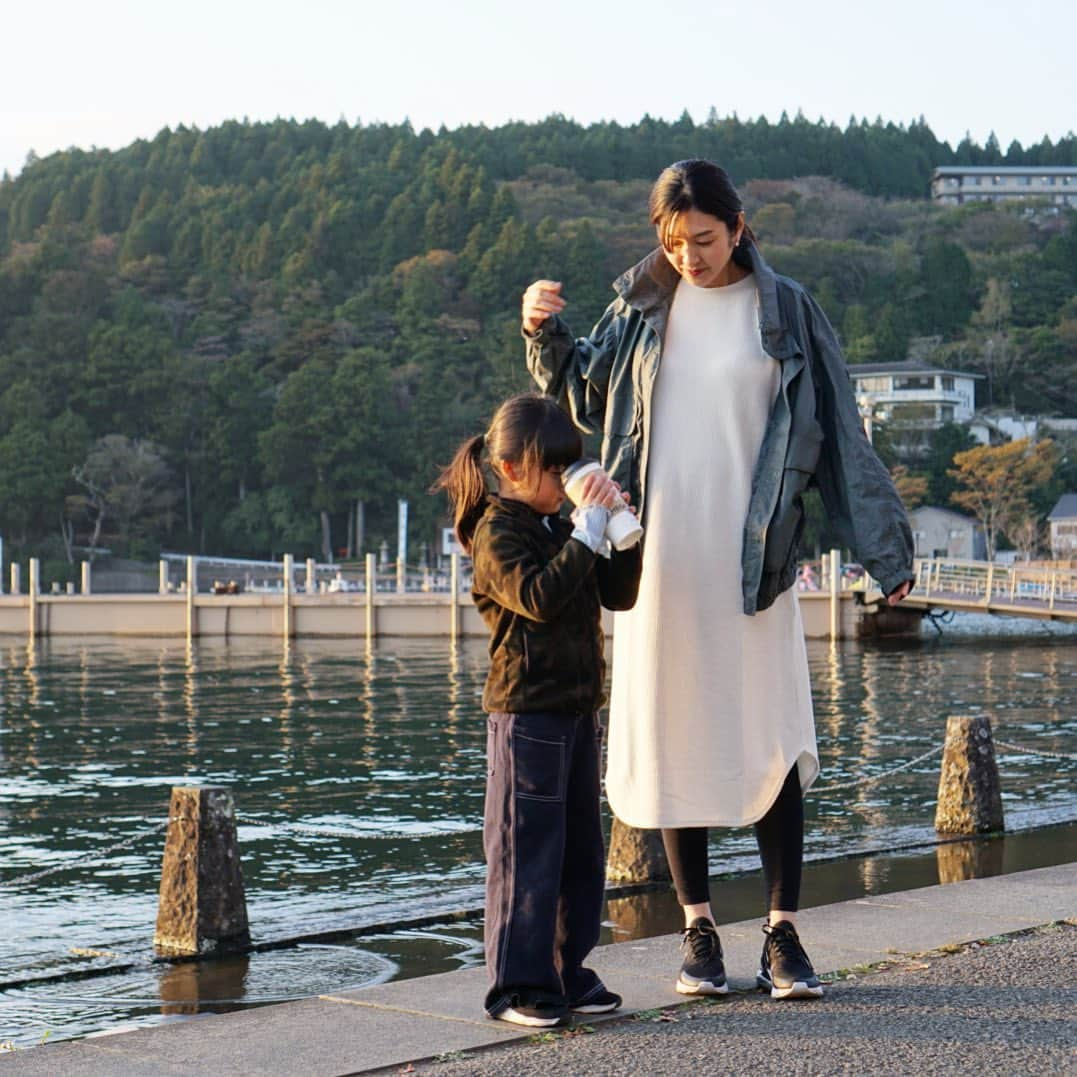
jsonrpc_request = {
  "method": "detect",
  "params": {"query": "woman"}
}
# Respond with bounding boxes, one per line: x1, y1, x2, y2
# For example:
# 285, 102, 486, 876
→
521, 159, 913, 1000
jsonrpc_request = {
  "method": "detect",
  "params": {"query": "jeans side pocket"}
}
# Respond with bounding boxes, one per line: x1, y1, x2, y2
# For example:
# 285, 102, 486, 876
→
512, 732, 567, 802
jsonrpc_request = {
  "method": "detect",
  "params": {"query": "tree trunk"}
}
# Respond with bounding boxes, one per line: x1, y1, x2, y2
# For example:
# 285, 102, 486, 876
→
60, 516, 74, 564
185, 466, 194, 535
88, 511, 105, 562
346, 509, 354, 560
356, 500, 366, 556
320, 511, 332, 565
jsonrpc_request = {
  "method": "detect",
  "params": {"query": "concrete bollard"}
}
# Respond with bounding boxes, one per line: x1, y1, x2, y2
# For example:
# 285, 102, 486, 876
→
154, 786, 251, 957
934, 715, 1005, 835
606, 817, 671, 884
81, 561, 91, 595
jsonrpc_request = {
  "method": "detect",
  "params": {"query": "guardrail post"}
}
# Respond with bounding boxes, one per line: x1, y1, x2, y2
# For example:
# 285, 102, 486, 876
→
81, 561, 92, 595
28, 558, 39, 637
396, 556, 405, 595
154, 786, 250, 957
982, 563, 994, 607
365, 552, 376, 642
934, 715, 1004, 835
282, 554, 294, 640
305, 557, 315, 595
449, 551, 460, 641
160, 560, 170, 594
606, 817, 671, 884
10, 563, 20, 596
829, 547, 840, 641
1049, 573, 1057, 611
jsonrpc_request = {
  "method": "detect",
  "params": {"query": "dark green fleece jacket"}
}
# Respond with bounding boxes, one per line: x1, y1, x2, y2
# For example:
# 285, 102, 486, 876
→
470, 495, 642, 715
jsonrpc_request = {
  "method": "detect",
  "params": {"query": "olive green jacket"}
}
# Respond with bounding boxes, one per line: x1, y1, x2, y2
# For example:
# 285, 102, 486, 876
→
525, 242, 914, 614
471, 495, 642, 715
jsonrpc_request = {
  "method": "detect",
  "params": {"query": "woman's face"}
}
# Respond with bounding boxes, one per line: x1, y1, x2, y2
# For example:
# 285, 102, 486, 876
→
658, 208, 744, 289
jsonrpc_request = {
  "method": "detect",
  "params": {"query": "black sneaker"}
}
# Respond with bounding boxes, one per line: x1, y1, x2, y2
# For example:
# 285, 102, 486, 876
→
676, 917, 729, 995
757, 920, 824, 999
569, 985, 622, 1014
490, 995, 569, 1027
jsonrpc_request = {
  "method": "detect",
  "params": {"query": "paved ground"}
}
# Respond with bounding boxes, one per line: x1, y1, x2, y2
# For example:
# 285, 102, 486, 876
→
4, 863, 1074, 1076
415, 922, 1076, 1076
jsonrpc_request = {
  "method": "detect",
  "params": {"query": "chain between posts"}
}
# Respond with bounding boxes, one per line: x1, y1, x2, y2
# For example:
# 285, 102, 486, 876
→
993, 738, 1077, 762
0, 820, 172, 890
2, 732, 1071, 888
811, 744, 946, 794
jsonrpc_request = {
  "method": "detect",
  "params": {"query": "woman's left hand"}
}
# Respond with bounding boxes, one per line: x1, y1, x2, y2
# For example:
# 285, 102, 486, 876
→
886, 580, 913, 606
577, 470, 624, 511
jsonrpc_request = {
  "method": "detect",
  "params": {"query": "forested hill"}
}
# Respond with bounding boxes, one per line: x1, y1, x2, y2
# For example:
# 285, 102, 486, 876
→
0, 114, 1074, 570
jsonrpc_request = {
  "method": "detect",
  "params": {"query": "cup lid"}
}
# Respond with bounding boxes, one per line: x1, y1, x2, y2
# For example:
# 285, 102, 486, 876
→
562, 457, 599, 481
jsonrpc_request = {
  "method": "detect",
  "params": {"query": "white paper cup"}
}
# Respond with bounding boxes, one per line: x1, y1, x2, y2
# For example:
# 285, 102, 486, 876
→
561, 460, 643, 551
562, 460, 603, 505
605, 506, 644, 550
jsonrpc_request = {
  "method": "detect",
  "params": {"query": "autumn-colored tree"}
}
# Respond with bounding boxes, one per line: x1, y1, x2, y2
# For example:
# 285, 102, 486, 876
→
948, 438, 1057, 560
890, 465, 928, 511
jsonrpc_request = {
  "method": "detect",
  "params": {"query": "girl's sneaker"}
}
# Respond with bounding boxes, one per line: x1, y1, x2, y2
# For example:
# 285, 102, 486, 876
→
756, 920, 824, 999
675, 917, 729, 995
492, 996, 569, 1027
569, 986, 623, 1014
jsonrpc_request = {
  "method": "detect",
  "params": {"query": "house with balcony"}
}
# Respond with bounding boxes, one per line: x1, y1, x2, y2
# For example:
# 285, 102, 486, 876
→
932, 166, 1077, 207
849, 361, 984, 457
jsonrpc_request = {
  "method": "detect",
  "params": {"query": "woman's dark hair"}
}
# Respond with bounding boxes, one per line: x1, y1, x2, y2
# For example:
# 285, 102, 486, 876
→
649, 159, 757, 252
432, 394, 582, 552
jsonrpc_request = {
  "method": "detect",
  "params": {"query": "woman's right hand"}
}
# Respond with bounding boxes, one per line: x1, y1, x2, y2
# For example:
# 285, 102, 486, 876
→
522, 280, 566, 335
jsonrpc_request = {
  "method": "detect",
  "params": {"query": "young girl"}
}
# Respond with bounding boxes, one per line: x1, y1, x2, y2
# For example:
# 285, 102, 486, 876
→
435, 393, 642, 1027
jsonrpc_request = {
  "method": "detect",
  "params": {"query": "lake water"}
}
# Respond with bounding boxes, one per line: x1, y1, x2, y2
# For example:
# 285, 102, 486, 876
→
1, 616, 1075, 1047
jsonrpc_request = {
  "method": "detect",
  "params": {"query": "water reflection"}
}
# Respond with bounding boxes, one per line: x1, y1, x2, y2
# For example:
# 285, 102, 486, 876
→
0, 628, 1074, 1045
158, 954, 250, 1015
936, 837, 1005, 884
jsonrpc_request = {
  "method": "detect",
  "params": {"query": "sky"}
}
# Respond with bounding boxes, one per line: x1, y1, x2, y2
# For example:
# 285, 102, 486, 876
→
2, 0, 1074, 179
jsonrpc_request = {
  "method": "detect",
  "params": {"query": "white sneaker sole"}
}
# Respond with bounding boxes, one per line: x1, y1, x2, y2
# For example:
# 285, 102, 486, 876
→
494, 1007, 566, 1027
758, 975, 824, 999
676, 976, 729, 996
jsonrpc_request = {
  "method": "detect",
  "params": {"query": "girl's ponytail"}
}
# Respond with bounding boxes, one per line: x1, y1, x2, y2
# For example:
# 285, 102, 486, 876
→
432, 393, 582, 553
432, 433, 488, 553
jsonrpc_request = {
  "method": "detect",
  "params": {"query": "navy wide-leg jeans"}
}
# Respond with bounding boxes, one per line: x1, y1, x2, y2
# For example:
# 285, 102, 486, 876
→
483, 711, 606, 1016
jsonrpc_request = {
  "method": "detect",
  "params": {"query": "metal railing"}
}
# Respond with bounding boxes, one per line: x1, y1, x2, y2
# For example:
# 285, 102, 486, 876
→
914, 557, 1077, 611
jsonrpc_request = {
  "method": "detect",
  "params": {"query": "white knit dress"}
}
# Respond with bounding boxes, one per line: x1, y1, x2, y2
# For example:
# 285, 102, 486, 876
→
606, 274, 819, 829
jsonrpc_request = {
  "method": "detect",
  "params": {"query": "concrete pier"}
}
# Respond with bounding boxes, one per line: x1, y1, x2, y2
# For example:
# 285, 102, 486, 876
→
0, 590, 864, 640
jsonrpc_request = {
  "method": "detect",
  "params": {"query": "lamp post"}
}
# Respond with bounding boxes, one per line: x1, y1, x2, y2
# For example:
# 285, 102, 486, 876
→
857, 395, 875, 445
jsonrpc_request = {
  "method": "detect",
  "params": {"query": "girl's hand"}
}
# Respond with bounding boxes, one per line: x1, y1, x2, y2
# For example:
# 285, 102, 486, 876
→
886, 580, 913, 606
577, 470, 623, 511
522, 280, 566, 334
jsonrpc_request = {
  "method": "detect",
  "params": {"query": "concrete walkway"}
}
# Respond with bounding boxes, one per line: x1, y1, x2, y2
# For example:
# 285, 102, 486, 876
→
5, 863, 1074, 1076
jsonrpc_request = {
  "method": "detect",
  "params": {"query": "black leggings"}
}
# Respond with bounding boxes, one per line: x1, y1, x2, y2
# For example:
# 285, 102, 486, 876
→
661, 766, 803, 912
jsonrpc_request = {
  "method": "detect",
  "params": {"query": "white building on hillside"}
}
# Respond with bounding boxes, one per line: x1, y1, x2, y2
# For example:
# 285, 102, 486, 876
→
850, 361, 983, 456
969, 412, 1077, 446
932, 166, 1077, 207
